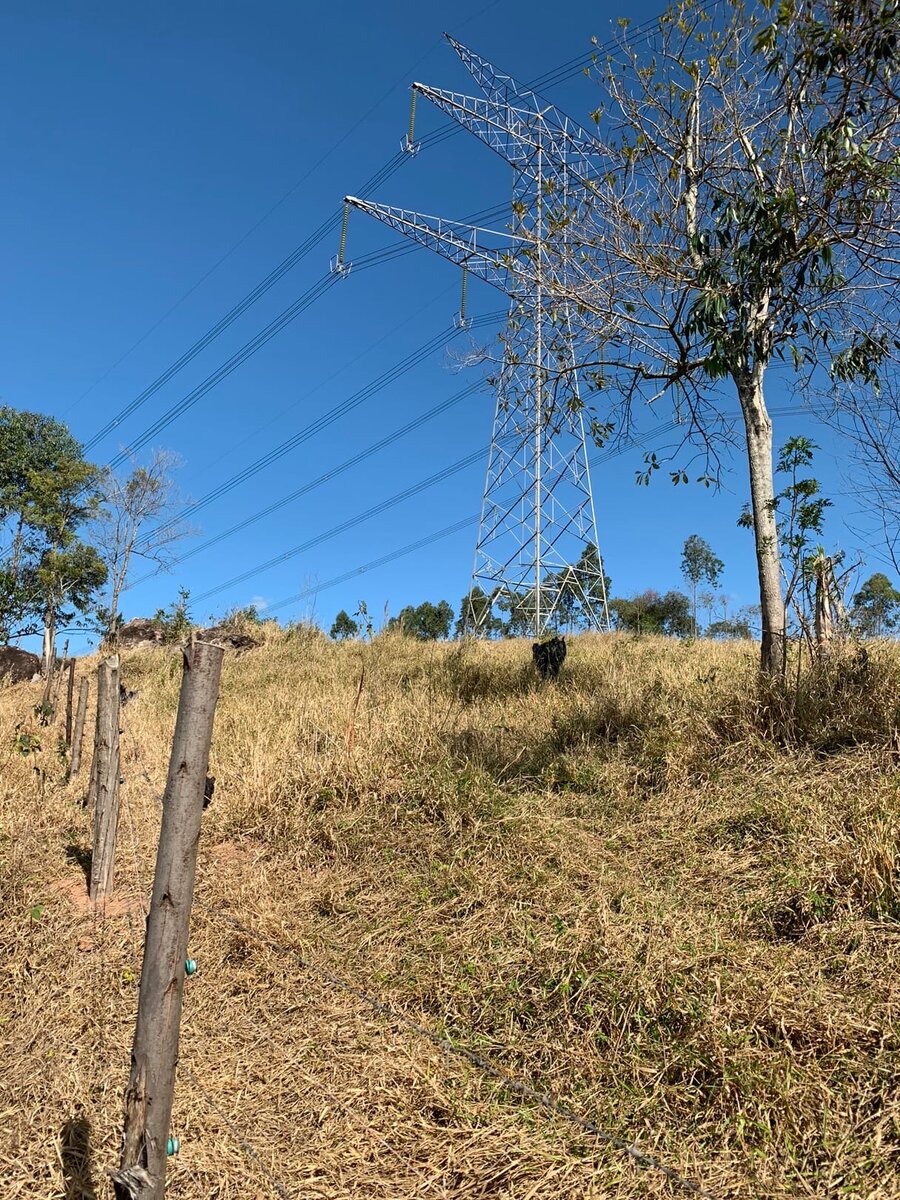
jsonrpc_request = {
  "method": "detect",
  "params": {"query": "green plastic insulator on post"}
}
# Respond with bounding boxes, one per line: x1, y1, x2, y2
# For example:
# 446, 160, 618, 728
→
185, 958, 198, 976
167, 1136, 180, 1156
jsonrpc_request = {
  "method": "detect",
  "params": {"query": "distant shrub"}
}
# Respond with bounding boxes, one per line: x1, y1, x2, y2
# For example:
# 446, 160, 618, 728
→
152, 587, 194, 643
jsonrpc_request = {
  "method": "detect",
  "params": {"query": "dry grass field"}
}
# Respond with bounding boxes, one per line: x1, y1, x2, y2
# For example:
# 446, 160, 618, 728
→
1, 629, 899, 1198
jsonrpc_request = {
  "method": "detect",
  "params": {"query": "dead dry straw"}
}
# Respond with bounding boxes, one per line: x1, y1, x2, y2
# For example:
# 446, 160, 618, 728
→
1, 631, 899, 1197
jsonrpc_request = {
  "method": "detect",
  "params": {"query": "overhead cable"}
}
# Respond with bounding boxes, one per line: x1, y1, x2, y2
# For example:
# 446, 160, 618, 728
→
83, 11, 667, 451
192, 447, 486, 605
255, 403, 799, 617
130, 378, 486, 585
100, 212, 506, 471
137, 309, 503, 548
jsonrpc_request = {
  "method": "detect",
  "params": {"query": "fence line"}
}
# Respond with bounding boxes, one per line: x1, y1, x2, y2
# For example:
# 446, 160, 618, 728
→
97, 670, 713, 1197
193, 900, 715, 1199
180, 1065, 293, 1200
102, 799, 714, 1197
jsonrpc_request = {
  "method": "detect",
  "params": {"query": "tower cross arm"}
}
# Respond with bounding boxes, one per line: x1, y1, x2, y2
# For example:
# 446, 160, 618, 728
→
411, 82, 603, 185
445, 34, 600, 149
343, 196, 532, 297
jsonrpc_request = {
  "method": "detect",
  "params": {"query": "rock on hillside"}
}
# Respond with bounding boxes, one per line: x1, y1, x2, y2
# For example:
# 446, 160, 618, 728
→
118, 618, 166, 650
117, 617, 259, 654
195, 625, 259, 653
0, 646, 41, 684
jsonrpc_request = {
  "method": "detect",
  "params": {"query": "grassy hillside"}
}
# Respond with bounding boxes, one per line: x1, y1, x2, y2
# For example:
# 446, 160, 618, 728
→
2, 631, 899, 1198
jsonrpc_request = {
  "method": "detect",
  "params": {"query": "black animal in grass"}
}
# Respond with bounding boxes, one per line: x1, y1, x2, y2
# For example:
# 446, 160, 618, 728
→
532, 635, 567, 680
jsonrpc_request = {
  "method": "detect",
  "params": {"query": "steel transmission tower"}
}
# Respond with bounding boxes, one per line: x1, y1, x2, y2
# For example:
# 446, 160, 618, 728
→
344, 36, 611, 637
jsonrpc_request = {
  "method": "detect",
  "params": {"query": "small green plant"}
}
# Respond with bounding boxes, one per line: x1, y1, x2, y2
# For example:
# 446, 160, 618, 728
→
355, 600, 375, 640
153, 587, 194, 643
14, 730, 41, 756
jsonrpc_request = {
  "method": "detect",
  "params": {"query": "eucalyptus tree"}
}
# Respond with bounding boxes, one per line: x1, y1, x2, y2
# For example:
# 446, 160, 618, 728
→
550, 0, 899, 673
330, 609, 359, 640
92, 450, 190, 643
681, 535, 724, 635
852, 572, 900, 637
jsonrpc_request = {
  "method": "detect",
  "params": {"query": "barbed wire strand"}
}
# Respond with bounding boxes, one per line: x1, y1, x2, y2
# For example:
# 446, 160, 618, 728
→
180, 1064, 294, 1200
111, 717, 709, 1197
194, 901, 716, 1198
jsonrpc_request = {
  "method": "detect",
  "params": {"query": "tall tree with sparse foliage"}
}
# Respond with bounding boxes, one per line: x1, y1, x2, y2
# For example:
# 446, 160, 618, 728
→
681, 535, 724, 636
92, 450, 192, 643
541, 0, 900, 674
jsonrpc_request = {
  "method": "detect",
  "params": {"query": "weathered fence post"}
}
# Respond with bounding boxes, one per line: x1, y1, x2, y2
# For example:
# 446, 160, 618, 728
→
70, 678, 90, 777
40, 653, 55, 719
65, 659, 76, 747
113, 641, 224, 1200
53, 641, 70, 712
90, 655, 121, 902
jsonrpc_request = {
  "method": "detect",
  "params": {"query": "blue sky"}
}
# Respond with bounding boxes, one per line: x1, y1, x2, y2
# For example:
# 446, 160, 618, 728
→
0, 0, 871, 647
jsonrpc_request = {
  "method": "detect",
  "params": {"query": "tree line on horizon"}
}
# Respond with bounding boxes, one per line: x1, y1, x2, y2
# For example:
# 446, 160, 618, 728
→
328, 530, 900, 644
3, 404, 899, 659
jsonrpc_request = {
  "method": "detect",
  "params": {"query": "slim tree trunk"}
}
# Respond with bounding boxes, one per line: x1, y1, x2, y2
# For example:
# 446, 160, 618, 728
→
737, 367, 785, 676
108, 570, 125, 647
814, 553, 836, 654
42, 610, 56, 678
65, 659, 76, 746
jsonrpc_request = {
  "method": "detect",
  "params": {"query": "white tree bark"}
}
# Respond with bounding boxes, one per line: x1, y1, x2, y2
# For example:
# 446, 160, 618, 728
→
737, 367, 785, 674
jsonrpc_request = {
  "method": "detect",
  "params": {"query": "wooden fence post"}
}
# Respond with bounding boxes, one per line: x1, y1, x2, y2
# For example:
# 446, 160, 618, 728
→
41, 654, 55, 718
70, 678, 90, 778
90, 655, 121, 903
53, 642, 70, 712
65, 659, 76, 747
113, 641, 224, 1200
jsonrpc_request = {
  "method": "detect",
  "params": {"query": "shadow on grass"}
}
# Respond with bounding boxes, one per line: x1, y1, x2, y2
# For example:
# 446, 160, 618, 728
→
64, 844, 92, 891
61, 1115, 98, 1199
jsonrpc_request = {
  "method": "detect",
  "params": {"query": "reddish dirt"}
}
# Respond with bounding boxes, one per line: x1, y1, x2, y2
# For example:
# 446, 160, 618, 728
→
47, 871, 144, 920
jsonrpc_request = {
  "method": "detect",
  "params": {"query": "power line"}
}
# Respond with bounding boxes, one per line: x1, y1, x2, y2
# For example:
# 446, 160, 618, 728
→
111, 15, 714, 609
191, 418, 682, 611
130, 377, 486, 587
252, 404, 801, 619
104, 272, 337, 469
135, 309, 503, 550
83, 156, 400, 452
82, 17, 666, 454
66, 0, 509, 425
192, 447, 486, 606
266, 517, 480, 615
99, 210, 506, 473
